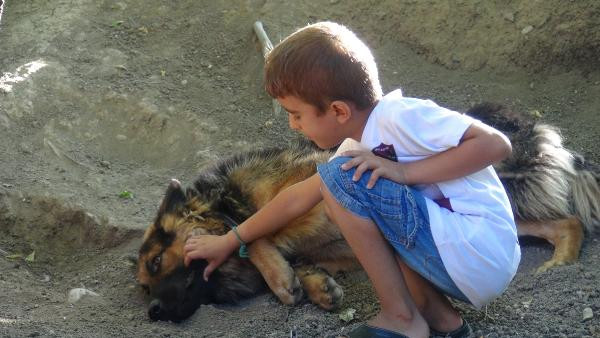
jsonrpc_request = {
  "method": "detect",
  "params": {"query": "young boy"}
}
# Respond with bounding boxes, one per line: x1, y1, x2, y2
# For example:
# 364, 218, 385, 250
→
184, 22, 520, 338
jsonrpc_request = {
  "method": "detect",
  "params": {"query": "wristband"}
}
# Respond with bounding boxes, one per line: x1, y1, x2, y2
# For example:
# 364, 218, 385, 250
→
231, 226, 249, 258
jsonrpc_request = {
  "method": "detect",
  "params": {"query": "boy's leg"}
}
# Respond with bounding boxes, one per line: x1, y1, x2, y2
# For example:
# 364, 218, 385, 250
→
321, 182, 429, 338
394, 255, 464, 333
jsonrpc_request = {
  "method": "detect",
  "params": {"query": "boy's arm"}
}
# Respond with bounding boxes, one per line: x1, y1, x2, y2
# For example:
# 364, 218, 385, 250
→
342, 121, 511, 187
184, 173, 323, 280
401, 121, 511, 184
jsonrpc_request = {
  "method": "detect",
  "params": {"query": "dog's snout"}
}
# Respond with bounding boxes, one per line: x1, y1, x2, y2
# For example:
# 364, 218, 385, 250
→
148, 299, 163, 321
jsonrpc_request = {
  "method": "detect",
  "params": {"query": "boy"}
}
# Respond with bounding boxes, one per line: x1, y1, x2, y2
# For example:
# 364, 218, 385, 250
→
184, 22, 520, 338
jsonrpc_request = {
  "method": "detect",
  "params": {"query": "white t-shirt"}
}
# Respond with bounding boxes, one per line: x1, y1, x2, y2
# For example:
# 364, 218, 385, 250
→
360, 89, 521, 308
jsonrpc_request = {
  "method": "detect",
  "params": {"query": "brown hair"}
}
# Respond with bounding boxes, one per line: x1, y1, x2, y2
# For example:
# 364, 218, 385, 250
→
264, 22, 382, 113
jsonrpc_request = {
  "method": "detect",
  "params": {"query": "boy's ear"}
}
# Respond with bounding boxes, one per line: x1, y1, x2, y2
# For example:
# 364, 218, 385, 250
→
330, 100, 352, 123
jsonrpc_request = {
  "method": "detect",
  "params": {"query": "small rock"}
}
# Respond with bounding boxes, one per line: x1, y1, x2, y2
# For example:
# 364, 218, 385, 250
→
67, 288, 100, 303
521, 25, 534, 34
583, 307, 593, 321
99, 160, 111, 169
503, 12, 515, 22
116, 134, 127, 141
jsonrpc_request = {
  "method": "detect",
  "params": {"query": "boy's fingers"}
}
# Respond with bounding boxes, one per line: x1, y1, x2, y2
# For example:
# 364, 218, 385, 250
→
353, 161, 370, 181
367, 171, 380, 189
203, 261, 217, 281
340, 150, 363, 158
341, 158, 357, 170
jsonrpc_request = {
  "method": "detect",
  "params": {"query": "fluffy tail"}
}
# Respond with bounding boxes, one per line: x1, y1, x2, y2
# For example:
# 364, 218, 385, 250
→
572, 155, 600, 233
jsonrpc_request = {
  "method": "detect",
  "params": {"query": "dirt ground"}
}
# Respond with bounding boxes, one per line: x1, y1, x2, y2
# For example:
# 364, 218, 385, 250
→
1, 1, 599, 337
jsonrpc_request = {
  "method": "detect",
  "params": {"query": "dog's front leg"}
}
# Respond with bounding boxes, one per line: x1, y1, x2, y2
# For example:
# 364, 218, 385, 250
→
248, 238, 303, 305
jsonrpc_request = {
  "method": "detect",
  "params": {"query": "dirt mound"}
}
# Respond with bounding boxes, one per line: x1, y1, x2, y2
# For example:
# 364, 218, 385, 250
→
354, 0, 600, 72
0, 192, 136, 266
1, 0, 599, 337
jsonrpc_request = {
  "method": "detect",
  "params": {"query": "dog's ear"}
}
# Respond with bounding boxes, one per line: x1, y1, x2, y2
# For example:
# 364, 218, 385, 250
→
158, 179, 187, 216
185, 187, 198, 200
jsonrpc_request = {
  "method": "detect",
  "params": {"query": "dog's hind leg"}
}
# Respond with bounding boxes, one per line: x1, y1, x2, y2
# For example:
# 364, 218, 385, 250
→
517, 217, 584, 273
295, 265, 344, 310
248, 238, 303, 305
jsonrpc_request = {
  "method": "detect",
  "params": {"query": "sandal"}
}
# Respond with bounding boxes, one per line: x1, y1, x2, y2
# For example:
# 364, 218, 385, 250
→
345, 324, 409, 338
429, 319, 472, 338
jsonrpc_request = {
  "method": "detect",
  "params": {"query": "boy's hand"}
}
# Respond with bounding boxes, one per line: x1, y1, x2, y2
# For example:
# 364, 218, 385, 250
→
340, 150, 407, 188
184, 232, 238, 281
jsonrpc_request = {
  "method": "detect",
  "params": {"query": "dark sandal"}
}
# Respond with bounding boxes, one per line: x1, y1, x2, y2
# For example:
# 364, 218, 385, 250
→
429, 319, 472, 338
345, 324, 410, 338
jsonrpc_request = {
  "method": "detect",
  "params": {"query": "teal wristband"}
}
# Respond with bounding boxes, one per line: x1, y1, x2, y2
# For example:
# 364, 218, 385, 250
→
231, 226, 249, 258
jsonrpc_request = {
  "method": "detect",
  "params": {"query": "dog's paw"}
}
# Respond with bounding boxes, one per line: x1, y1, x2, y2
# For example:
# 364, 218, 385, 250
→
303, 274, 344, 310
535, 259, 567, 274
271, 274, 303, 305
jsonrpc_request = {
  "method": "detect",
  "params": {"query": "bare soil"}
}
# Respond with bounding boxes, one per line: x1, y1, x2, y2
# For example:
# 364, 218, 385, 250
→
1, 1, 599, 337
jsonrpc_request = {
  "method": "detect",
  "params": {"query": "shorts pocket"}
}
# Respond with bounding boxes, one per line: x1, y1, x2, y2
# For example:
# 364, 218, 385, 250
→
366, 184, 421, 248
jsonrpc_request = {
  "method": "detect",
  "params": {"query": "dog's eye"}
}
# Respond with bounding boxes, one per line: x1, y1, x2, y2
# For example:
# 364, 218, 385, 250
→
150, 255, 161, 274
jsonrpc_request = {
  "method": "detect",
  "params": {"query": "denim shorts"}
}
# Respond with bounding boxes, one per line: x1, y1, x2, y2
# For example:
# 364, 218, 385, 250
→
317, 157, 470, 303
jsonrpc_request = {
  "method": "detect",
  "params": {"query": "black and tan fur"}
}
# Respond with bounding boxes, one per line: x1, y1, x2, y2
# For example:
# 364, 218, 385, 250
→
137, 145, 358, 321
467, 103, 600, 272
138, 104, 599, 321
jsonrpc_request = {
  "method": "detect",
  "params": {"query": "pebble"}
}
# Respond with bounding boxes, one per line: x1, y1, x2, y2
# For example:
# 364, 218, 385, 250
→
67, 288, 100, 303
503, 12, 515, 22
582, 307, 593, 321
521, 25, 534, 34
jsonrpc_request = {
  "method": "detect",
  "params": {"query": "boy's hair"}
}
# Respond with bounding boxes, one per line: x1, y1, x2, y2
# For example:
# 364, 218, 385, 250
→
264, 22, 382, 113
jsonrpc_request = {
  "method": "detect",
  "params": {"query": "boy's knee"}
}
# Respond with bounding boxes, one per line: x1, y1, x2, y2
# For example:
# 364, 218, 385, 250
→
318, 157, 354, 187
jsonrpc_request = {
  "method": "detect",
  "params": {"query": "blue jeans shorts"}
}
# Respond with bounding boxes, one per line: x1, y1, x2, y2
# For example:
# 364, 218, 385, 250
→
317, 157, 470, 303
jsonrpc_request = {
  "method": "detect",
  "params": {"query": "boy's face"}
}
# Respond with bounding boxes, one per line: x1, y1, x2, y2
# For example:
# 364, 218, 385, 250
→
277, 95, 344, 149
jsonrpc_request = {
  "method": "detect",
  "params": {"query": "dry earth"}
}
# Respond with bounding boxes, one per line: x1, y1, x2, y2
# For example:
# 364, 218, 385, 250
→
1, 1, 599, 337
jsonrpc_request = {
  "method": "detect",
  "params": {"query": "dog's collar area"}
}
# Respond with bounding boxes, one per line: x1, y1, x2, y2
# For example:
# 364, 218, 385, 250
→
214, 212, 249, 259
214, 212, 240, 229
183, 210, 205, 222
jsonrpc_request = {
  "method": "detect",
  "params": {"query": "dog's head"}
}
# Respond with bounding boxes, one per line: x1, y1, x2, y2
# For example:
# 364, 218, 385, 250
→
137, 179, 220, 322
137, 179, 263, 322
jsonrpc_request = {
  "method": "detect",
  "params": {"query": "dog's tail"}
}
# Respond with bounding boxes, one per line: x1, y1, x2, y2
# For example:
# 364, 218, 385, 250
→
572, 154, 600, 233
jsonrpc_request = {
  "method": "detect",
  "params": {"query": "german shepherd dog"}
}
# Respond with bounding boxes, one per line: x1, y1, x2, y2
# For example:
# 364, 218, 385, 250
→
137, 103, 600, 322
137, 145, 358, 321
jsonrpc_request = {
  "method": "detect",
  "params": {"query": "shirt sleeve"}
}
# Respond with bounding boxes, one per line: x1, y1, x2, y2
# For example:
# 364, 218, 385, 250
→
388, 98, 475, 155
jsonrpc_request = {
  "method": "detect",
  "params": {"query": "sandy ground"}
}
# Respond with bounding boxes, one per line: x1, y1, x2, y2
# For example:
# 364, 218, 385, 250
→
1, 1, 599, 337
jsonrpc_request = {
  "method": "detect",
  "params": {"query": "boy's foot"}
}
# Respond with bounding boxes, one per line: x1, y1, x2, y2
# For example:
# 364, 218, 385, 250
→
429, 319, 472, 338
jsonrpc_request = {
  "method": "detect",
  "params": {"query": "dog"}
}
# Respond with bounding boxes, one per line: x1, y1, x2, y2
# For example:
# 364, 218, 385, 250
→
466, 103, 600, 273
137, 145, 358, 322
137, 104, 599, 321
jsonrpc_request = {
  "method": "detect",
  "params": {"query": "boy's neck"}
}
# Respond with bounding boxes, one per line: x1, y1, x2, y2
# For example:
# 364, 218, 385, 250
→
348, 100, 378, 142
